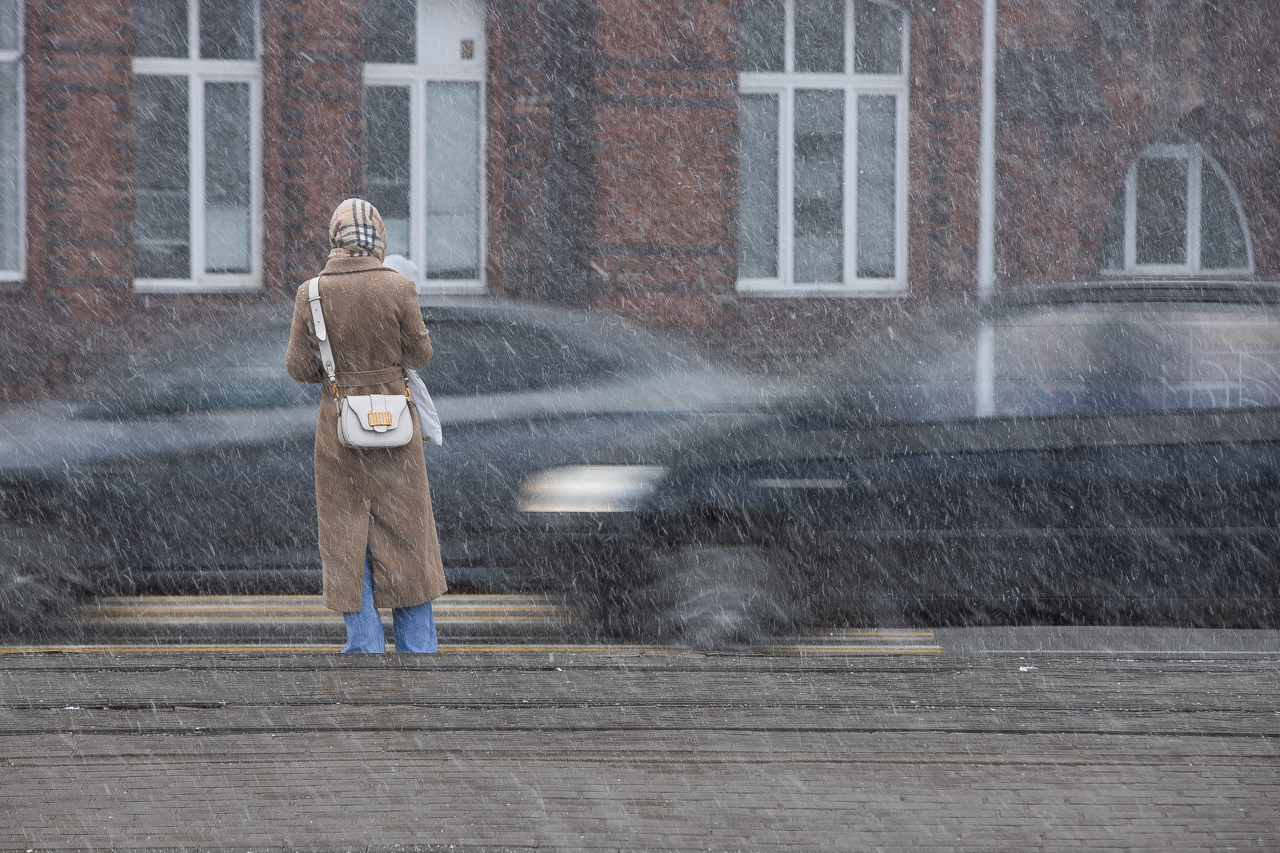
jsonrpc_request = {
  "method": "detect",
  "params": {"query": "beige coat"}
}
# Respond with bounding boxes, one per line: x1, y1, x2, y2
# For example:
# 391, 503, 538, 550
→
285, 256, 447, 612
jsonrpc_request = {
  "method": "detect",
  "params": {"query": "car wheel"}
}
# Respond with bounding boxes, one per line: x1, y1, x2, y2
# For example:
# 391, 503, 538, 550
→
637, 545, 797, 650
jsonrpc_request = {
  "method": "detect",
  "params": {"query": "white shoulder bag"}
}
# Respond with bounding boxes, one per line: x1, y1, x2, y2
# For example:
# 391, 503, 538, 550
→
306, 277, 442, 449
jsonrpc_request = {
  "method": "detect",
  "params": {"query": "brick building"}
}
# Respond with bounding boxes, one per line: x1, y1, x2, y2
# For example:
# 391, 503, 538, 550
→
2, 0, 1278, 395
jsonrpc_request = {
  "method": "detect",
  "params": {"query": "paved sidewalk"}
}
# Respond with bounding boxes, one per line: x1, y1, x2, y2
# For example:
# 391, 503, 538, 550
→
2, 634, 1278, 851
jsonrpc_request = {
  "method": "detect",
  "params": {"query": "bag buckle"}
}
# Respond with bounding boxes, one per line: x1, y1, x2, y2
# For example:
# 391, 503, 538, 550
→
367, 410, 393, 428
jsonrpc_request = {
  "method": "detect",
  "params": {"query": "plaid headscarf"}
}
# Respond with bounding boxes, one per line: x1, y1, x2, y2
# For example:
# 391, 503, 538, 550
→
328, 198, 387, 260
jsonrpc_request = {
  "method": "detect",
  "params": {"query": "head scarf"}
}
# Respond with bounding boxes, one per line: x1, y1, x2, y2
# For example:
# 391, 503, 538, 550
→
328, 198, 387, 261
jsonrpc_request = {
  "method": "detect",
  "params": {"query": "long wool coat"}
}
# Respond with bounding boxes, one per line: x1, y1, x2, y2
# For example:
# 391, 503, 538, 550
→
285, 256, 447, 612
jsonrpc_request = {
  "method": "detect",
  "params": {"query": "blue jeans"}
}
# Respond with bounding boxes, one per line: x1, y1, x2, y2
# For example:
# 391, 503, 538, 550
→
341, 554, 438, 653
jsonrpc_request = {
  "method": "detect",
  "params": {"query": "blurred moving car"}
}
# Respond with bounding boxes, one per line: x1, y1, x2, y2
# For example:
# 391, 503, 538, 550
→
5, 284, 1280, 646
0, 298, 786, 632
518, 283, 1280, 646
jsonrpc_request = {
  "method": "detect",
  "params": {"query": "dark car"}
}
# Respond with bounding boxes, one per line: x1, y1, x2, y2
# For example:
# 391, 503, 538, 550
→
517, 283, 1280, 646
0, 298, 788, 631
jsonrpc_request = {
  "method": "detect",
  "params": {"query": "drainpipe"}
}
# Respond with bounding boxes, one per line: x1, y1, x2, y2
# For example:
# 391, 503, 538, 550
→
977, 0, 997, 297
975, 0, 998, 415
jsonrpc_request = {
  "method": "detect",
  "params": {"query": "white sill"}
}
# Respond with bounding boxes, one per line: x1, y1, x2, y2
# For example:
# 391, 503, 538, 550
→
134, 277, 262, 294
736, 279, 909, 298
417, 280, 487, 296
1099, 267, 1255, 279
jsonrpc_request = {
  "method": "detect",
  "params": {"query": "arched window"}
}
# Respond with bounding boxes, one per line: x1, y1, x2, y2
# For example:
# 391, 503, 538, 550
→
1102, 141, 1252, 275
738, 0, 909, 294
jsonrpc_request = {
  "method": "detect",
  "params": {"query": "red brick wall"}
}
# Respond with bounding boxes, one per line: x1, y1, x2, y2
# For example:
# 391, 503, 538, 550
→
485, 0, 584, 303
20, 0, 372, 307
486, 0, 738, 324
905, 0, 983, 298
691, 0, 987, 368
588, 0, 738, 325
23, 0, 134, 318
261, 0, 365, 295
664, 0, 1280, 367
5, 0, 372, 398
7, 0, 1280, 397
1115, 0, 1280, 278
992, 0, 1280, 283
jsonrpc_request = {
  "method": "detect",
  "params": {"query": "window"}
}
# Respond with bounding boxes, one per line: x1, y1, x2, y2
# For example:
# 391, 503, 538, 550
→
844, 303, 1280, 424
1103, 142, 1253, 276
0, 0, 21, 279
421, 319, 627, 395
364, 0, 485, 293
738, 0, 909, 294
983, 306, 1280, 416
132, 0, 260, 291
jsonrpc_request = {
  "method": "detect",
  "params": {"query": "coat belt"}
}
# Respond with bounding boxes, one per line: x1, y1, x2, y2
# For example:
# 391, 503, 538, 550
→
330, 366, 405, 388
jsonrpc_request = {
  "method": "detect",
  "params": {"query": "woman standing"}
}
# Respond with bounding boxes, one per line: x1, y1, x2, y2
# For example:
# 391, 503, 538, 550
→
286, 198, 447, 652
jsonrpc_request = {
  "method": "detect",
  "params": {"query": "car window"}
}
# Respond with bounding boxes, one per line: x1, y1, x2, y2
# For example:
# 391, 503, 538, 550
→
990, 306, 1280, 416
418, 318, 630, 395
95, 326, 320, 416
840, 303, 1280, 421
93, 312, 645, 416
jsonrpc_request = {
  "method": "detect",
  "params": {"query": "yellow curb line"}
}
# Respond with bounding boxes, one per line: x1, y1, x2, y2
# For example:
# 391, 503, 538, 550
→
0, 644, 659, 654
0, 643, 940, 655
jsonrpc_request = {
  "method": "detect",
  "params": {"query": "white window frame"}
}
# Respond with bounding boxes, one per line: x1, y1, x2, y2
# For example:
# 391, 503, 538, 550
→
0, 0, 24, 282
132, 0, 262, 293
738, 0, 910, 296
364, 0, 487, 295
1111, 142, 1254, 277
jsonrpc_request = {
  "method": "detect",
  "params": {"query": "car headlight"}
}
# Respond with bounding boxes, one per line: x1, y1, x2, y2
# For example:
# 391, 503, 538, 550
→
518, 465, 666, 513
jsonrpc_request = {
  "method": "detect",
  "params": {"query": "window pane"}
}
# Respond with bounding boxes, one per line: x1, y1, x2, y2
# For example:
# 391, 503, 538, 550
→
204, 81, 252, 274
135, 76, 190, 279
794, 0, 845, 73
366, 0, 417, 64
739, 94, 779, 278
740, 0, 784, 73
0, 61, 19, 271
793, 89, 843, 283
856, 95, 895, 278
422, 320, 627, 396
425, 82, 480, 280
365, 86, 412, 259
199, 0, 255, 60
854, 0, 902, 74
0, 0, 19, 51
1201, 163, 1248, 270
134, 0, 187, 58
1135, 157, 1187, 266
1101, 183, 1125, 270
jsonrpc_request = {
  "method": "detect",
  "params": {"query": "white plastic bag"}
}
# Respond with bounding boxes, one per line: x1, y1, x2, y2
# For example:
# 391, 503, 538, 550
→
404, 368, 443, 446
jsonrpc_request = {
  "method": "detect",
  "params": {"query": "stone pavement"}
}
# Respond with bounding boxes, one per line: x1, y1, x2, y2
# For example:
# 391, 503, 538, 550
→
1, 631, 1278, 851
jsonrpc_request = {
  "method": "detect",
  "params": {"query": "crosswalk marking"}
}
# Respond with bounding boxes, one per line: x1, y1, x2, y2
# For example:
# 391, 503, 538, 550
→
1, 595, 946, 655
71, 594, 578, 625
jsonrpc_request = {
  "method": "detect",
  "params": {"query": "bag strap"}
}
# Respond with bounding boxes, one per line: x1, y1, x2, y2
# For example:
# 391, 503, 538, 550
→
307, 276, 410, 404
306, 276, 339, 396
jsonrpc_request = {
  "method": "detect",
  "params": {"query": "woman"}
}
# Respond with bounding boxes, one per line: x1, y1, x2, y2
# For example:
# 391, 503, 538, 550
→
285, 198, 447, 652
